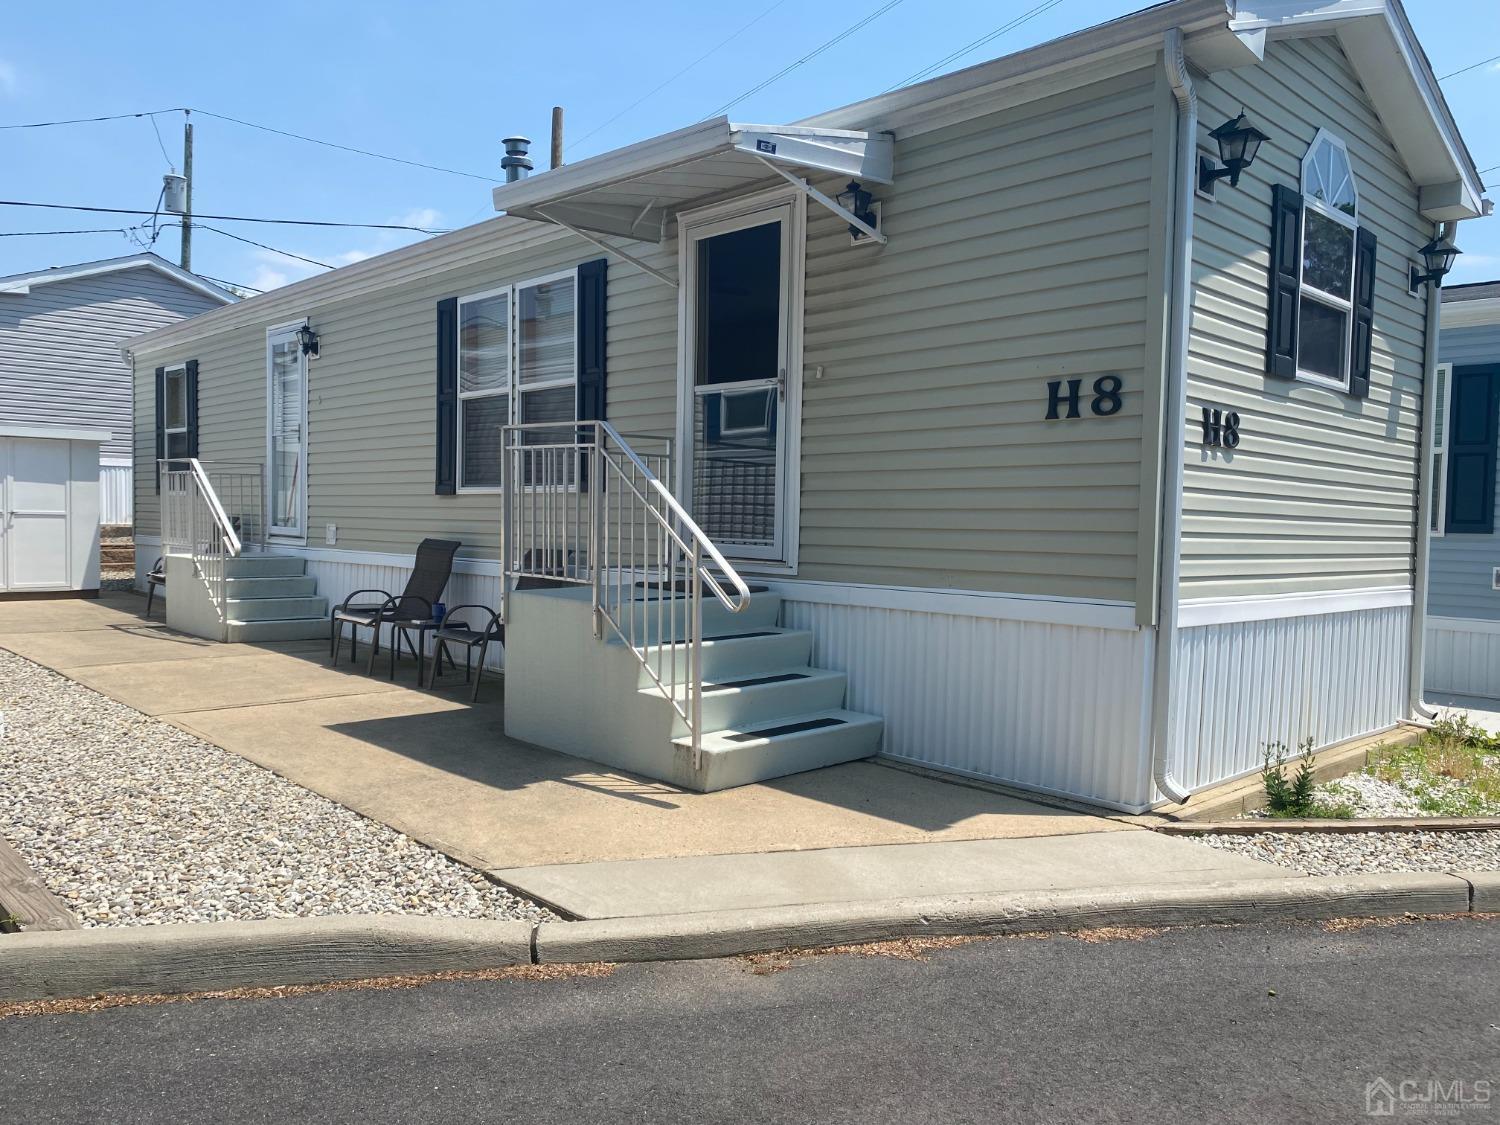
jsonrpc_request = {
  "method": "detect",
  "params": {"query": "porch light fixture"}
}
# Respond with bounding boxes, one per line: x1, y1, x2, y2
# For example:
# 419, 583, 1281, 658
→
1198, 112, 1270, 194
1409, 236, 1461, 291
835, 180, 878, 240
296, 323, 320, 358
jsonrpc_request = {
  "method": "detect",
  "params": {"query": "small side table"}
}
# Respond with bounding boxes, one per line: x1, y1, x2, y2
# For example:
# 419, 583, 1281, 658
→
388, 617, 441, 684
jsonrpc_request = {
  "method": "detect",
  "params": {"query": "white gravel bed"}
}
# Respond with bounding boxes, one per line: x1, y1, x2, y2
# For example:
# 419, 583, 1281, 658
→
1195, 829, 1500, 876
0, 649, 555, 927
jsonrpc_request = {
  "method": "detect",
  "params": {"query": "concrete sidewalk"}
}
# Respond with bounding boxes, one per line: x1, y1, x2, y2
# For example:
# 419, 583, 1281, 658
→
1, 595, 1146, 887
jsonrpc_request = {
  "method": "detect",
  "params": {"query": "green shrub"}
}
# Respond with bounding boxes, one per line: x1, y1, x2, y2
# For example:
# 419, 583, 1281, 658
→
1261, 738, 1353, 818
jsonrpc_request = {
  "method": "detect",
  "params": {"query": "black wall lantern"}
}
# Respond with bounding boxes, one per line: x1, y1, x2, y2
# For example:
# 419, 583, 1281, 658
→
1198, 112, 1270, 194
297, 323, 320, 358
1410, 236, 1461, 291
836, 180, 878, 240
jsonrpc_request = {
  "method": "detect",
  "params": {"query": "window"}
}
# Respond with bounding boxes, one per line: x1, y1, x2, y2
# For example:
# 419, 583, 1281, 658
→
1297, 132, 1359, 386
1431, 362, 1452, 537
437, 260, 604, 496
163, 366, 189, 458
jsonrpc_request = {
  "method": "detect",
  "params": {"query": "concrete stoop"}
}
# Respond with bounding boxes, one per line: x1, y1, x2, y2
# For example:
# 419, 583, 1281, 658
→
223, 555, 327, 643
504, 585, 883, 791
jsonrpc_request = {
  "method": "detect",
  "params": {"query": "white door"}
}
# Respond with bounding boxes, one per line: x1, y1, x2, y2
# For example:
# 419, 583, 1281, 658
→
679, 198, 803, 565
267, 325, 308, 538
0, 437, 72, 591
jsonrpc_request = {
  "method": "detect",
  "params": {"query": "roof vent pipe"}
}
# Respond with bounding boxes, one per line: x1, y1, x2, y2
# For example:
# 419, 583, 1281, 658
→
502, 136, 534, 183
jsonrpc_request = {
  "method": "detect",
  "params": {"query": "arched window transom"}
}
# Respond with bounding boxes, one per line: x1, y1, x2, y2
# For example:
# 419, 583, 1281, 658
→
1296, 131, 1359, 384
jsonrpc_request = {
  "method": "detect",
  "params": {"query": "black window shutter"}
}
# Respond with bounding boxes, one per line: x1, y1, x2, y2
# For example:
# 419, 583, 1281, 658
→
435, 297, 458, 495
184, 359, 201, 457
576, 257, 608, 423
1349, 227, 1377, 399
154, 365, 165, 493
1446, 366, 1500, 534
1266, 184, 1303, 379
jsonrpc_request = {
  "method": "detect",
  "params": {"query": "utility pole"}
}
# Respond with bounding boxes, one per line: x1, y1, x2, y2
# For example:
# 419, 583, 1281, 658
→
551, 106, 564, 169
181, 110, 193, 271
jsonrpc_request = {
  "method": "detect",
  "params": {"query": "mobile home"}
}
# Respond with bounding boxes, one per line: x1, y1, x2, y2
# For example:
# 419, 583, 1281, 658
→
125, 0, 1487, 811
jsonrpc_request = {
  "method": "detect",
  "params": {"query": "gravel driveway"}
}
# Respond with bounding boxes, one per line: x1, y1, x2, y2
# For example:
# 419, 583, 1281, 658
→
0, 649, 554, 927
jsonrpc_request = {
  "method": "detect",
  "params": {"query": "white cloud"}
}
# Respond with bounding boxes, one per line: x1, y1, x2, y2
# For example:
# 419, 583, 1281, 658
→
398, 207, 443, 230
236, 208, 442, 291
0, 60, 18, 97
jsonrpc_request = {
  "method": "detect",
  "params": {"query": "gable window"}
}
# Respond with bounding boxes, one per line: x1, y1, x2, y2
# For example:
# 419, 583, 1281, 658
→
436, 259, 606, 496
1297, 132, 1358, 385
1266, 131, 1377, 399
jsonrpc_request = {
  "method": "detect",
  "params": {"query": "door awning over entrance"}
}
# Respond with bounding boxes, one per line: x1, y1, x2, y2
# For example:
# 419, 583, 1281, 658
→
492, 117, 894, 244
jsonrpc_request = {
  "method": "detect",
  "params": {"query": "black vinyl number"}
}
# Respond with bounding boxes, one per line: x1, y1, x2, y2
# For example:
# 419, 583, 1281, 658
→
1045, 375, 1125, 420
1201, 406, 1241, 449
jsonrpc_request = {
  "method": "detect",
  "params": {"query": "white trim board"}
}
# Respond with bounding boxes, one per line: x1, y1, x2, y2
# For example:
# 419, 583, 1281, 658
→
1178, 586, 1414, 627
1427, 615, 1500, 637
769, 578, 1138, 631
0, 424, 112, 443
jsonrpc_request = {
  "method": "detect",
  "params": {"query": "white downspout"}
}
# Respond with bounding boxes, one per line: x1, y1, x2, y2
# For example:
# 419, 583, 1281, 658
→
1408, 219, 1457, 721
1149, 28, 1196, 804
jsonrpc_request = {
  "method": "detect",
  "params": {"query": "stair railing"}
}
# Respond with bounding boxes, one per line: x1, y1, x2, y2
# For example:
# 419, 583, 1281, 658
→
158, 458, 264, 617
502, 421, 752, 768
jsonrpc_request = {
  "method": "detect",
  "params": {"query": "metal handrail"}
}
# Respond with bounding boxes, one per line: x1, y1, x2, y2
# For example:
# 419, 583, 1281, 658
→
158, 457, 265, 621
501, 420, 752, 767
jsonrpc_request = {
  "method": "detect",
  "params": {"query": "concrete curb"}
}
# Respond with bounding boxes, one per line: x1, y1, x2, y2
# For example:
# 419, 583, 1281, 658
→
0, 915, 531, 1003
1, 874, 1486, 1003
531, 873, 1473, 963
1156, 817, 1500, 835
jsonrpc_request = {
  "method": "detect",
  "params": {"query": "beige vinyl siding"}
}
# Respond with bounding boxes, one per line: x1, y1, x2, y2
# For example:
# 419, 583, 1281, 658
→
1181, 35, 1432, 600
134, 227, 678, 555
797, 66, 1160, 600
134, 66, 1160, 603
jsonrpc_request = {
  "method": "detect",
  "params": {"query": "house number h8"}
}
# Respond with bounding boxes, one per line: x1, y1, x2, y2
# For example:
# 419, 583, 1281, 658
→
1045, 375, 1123, 420
1201, 406, 1241, 449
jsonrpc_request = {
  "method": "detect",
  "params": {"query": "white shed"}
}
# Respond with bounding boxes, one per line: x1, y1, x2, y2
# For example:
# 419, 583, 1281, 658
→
0, 424, 110, 597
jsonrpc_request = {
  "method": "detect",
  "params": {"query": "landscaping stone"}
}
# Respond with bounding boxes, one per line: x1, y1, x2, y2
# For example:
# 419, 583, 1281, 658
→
1195, 829, 1500, 876
0, 649, 555, 927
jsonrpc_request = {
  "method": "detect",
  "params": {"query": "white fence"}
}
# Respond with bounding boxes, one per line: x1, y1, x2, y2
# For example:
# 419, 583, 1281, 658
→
100, 460, 132, 525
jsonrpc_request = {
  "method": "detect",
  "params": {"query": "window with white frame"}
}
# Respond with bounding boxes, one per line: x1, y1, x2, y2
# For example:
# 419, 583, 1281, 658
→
456, 272, 578, 490
163, 364, 189, 459
1297, 131, 1359, 385
1431, 362, 1453, 536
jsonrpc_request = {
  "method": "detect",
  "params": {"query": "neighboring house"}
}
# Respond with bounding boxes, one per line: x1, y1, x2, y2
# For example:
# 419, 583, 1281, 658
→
0, 253, 236, 525
125, 0, 1486, 811
1426, 282, 1500, 701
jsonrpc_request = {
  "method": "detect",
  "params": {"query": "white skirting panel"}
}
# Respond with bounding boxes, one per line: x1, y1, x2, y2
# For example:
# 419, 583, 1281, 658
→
1172, 605, 1410, 792
778, 594, 1155, 811
300, 555, 506, 669
100, 462, 132, 525
1424, 618, 1500, 700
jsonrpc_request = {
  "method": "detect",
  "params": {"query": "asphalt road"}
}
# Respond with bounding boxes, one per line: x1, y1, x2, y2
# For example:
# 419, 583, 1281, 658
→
4, 916, 1498, 1124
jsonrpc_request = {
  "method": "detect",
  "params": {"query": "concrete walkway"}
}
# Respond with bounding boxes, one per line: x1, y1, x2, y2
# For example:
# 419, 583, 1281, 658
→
0, 593, 1289, 919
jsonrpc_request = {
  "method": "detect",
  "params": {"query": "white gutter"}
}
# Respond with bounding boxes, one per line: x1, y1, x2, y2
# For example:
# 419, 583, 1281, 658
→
1408, 219, 1458, 721
1149, 28, 1197, 805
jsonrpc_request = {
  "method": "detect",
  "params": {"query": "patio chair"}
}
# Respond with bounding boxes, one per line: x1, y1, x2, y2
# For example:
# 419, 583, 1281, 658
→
145, 557, 166, 617
330, 538, 461, 681
427, 604, 504, 702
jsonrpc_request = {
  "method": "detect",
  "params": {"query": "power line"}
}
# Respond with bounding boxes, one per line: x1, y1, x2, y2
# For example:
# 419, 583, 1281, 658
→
0, 107, 187, 129
704, 0, 907, 120
0, 199, 452, 232
885, 0, 1064, 92
147, 112, 173, 169
571, 0, 791, 152
0, 105, 494, 182
196, 272, 265, 294
184, 222, 335, 269
0, 227, 134, 237
1439, 53, 1500, 81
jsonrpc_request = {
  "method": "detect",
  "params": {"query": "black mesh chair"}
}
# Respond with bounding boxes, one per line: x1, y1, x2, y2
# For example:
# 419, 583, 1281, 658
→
427, 605, 504, 702
145, 557, 166, 617
330, 538, 461, 681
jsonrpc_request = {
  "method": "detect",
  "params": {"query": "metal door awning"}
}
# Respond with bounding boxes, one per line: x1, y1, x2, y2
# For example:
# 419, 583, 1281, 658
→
492, 118, 893, 286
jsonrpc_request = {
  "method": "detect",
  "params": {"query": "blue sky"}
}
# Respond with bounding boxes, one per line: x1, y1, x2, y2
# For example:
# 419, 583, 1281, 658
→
3, 0, 1497, 291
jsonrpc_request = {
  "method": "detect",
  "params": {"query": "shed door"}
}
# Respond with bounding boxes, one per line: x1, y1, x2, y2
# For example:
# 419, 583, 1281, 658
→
0, 437, 72, 591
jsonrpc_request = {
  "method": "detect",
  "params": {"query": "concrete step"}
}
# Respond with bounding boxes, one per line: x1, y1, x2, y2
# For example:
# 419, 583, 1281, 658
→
224, 575, 318, 600
100, 545, 136, 564
675, 709, 884, 792
224, 595, 328, 622
646, 666, 849, 732
604, 591, 781, 644
225, 617, 328, 643
225, 554, 307, 578
633, 627, 815, 686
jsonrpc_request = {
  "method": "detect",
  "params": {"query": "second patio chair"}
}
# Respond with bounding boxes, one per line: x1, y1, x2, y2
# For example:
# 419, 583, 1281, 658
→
330, 537, 461, 681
